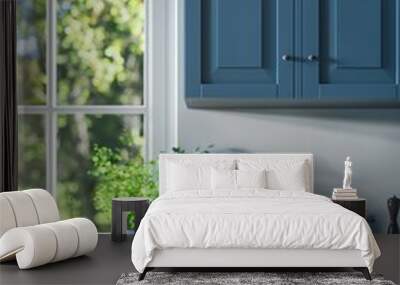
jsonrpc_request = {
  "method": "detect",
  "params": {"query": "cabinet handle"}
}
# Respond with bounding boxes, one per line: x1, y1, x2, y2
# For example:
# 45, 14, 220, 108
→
307, 55, 318, 62
282, 54, 293, 61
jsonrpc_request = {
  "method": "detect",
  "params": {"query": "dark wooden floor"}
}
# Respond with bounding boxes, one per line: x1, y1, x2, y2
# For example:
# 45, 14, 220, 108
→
374, 234, 400, 284
0, 234, 398, 285
0, 234, 134, 285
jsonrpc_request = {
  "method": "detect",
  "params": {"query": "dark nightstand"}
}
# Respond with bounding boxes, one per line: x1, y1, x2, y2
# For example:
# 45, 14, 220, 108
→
112, 197, 149, 242
332, 198, 366, 218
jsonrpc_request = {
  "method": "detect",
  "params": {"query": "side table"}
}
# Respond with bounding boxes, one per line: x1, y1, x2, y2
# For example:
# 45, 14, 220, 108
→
332, 198, 366, 218
112, 197, 149, 242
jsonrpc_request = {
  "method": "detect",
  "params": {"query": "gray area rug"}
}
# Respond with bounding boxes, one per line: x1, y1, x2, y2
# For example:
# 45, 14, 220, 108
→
116, 272, 396, 285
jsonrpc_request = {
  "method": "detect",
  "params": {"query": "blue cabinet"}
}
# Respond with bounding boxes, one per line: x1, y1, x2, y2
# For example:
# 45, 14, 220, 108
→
302, 0, 400, 104
185, 0, 295, 107
185, 0, 400, 107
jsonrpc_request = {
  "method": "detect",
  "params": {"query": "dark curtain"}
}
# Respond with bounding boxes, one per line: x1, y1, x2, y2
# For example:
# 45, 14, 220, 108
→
0, 0, 17, 192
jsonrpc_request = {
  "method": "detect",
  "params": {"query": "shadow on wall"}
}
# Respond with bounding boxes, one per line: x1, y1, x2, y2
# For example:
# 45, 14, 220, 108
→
214, 108, 400, 143
214, 108, 400, 123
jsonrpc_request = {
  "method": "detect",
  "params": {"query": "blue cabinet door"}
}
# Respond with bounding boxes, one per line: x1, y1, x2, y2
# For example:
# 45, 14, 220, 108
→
302, 0, 400, 105
185, 0, 295, 107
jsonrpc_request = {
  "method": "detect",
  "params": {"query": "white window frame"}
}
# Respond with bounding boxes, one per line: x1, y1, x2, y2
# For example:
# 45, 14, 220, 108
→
146, 0, 179, 158
17, 0, 178, 196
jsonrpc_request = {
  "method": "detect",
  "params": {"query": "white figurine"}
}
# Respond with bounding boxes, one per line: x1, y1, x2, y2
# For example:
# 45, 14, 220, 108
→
343, 156, 352, 189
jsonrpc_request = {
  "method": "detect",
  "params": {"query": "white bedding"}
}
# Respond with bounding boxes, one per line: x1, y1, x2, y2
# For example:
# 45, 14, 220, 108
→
131, 190, 380, 273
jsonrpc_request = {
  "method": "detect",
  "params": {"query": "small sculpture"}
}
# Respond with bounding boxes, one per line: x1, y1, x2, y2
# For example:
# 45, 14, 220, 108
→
342, 156, 352, 190
387, 195, 399, 234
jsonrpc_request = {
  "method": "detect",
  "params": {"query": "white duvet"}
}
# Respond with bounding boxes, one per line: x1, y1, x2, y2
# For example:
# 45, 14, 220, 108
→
131, 190, 380, 273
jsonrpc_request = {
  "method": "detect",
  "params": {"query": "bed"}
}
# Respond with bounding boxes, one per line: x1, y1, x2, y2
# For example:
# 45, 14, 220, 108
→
131, 154, 380, 280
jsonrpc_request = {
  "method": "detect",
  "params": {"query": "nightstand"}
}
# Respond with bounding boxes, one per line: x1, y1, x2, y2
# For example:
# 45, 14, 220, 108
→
332, 198, 366, 218
112, 197, 150, 242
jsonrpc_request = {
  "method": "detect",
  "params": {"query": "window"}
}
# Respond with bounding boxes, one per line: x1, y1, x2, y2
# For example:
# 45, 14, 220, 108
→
17, 0, 147, 231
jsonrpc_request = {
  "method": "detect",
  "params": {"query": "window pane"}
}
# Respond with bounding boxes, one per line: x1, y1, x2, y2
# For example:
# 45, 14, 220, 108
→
18, 115, 46, 189
57, 0, 144, 105
57, 115, 144, 231
16, 0, 47, 105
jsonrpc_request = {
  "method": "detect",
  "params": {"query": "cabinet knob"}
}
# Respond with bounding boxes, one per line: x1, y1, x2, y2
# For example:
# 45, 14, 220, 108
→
282, 54, 293, 61
307, 55, 318, 62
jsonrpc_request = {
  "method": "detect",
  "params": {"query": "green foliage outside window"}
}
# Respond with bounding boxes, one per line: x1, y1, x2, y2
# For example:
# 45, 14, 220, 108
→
18, 0, 215, 232
17, 0, 146, 232
89, 139, 214, 230
57, 0, 144, 105
90, 133, 158, 229
55, 0, 145, 231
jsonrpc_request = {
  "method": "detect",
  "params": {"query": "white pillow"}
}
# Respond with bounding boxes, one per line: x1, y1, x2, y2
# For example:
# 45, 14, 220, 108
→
167, 163, 210, 191
166, 159, 235, 191
237, 169, 267, 188
237, 159, 308, 191
211, 169, 267, 190
211, 168, 236, 190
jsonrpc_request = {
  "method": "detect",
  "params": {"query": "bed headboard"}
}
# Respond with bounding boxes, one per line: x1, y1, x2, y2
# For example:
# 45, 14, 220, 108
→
158, 153, 314, 195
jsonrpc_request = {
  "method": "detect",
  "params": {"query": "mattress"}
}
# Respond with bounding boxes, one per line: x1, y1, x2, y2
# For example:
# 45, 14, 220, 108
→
131, 190, 380, 273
